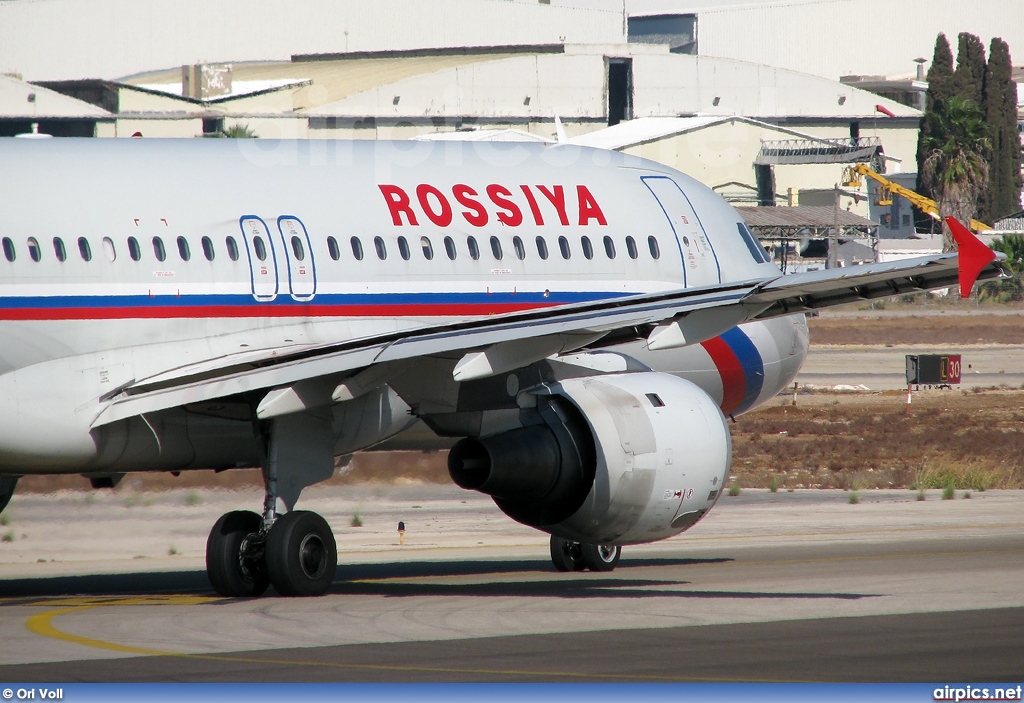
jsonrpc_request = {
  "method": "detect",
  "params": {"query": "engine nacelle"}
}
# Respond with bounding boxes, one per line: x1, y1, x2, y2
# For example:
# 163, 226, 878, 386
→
448, 371, 731, 545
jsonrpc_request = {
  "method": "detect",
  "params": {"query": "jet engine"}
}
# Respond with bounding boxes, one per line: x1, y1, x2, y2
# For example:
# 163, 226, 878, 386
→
448, 371, 731, 545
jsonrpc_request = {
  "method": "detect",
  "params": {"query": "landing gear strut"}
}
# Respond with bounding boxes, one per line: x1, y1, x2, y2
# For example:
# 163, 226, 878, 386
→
550, 535, 621, 572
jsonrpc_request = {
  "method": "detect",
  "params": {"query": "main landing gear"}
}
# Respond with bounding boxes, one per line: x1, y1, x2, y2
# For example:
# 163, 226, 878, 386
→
206, 444, 337, 597
549, 535, 621, 572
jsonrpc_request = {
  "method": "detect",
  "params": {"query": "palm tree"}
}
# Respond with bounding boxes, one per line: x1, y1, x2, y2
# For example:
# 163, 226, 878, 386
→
920, 96, 990, 251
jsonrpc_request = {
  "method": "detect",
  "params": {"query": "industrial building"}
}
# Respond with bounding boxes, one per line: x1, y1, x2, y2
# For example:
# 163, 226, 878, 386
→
2, 0, 1020, 266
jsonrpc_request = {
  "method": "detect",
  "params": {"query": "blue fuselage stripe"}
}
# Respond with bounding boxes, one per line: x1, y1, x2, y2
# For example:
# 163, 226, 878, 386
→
720, 326, 764, 414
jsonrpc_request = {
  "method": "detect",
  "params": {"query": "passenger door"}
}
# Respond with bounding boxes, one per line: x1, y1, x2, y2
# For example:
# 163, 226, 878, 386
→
239, 216, 279, 301
276, 216, 317, 301
641, 176, 721, 288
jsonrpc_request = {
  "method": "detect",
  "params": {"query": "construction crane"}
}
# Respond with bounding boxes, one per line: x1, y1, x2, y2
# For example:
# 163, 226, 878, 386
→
841, 163, 992, 232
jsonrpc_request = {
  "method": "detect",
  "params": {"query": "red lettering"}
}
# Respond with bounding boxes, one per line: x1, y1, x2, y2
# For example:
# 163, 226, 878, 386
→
378, 185, 418, 226
416, 184, 453, 227
520, 185, 544, 226
452, 184, 488, 227
486, 184, 523, 227
536, 185, 569, 226
577, 185, 607, 226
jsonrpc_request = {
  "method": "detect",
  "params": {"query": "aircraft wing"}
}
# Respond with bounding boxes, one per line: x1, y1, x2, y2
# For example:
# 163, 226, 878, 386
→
91, 237, 1008, 428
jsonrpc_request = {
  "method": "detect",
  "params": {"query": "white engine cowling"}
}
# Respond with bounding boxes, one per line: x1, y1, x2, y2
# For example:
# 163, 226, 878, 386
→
448, 371, 731, 545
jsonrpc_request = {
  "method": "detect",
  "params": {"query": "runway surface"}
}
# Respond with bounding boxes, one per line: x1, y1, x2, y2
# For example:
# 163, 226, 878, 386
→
1, 489, 1021, 681
798, 345, 1024, 390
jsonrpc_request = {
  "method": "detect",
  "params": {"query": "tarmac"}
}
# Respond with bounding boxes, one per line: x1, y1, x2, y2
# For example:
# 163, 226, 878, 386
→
0, 485, 1021, 681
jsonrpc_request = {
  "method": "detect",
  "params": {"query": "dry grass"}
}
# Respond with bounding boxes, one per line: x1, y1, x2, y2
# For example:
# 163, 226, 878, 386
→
807, 301, 1024, 346
731, 388, 1024, 489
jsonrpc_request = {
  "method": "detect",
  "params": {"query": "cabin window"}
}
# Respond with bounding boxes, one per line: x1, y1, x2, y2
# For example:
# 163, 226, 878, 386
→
604, 236, 616, 259
558, 236, 571, 259
350, 236, 364, 261
79, 237, 93, 262
490, 236, 503, 260
327, 236, 340, 261
648, 235, 661, 260
444, 236, 457, 260
292, 236, 306, 262
152, 237, 167, 262
27, 237, 41, 262
53, 237, 67, 262
397, 236, 411, 261
128, 236, 142, 261
420, 236, 433, 260
102, 237, 116, 262
536, 236, 549, 260
177, 236, 191, 262
626, 236, 638, 260
201, 236, 215, 261
467, 236, 480, 261
513, 236, 526, 260
251, 236, 266, 262
581, 236, 594, 260
374, 236, 387, 260
2, 237, 14, 262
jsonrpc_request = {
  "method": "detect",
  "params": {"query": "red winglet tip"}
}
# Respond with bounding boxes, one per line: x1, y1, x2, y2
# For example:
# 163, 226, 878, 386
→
945, 217, 996, 298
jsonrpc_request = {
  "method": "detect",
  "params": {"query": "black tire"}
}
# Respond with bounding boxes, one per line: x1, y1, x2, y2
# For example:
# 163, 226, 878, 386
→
0, 477, 17, 514
266, 510, 337, 597
549, 535, 584, 572
581, 543, 621, 572
206, 510, 269, 598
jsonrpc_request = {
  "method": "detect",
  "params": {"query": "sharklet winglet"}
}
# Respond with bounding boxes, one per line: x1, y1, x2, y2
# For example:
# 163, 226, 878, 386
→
946, 217, 997, 299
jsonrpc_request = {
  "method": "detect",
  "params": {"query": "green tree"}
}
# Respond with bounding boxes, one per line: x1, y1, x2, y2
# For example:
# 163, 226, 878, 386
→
981, 234, 1024, 301
916, 33, 955, 231
204, 124, 258, 138
920, 96, 990, 251
982, 38, 1023, 222
952, 32, 987, 106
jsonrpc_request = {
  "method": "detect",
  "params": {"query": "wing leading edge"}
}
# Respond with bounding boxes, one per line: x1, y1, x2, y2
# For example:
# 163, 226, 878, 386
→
91, 235, 1008, 429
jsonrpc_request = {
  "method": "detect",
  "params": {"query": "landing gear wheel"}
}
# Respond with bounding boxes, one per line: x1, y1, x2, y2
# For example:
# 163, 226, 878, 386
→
550, 535, 584, 572
206, 510, 269, 598
581, 543, 621, 572
266, 510, 337, 597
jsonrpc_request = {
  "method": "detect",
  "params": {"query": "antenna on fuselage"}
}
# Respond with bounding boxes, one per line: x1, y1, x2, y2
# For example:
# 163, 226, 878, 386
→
554, 115, 568, 145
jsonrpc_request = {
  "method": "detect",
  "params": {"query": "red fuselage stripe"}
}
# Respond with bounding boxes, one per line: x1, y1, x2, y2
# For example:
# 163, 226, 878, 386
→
0, 303, 561, 321
700, 336, 745, 415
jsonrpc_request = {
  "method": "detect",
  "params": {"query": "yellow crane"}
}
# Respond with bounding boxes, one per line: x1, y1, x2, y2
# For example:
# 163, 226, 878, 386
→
841, 163, 991, 232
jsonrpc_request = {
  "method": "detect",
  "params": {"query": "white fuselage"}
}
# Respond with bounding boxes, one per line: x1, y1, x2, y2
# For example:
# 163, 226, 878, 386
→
0, 138, 807, 474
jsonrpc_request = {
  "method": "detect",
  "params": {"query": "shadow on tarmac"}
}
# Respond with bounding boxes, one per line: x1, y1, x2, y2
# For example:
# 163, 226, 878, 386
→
0, 555, 877, 603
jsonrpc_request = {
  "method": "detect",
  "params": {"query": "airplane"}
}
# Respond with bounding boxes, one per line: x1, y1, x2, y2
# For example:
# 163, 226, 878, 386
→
0, 137, 1005, 597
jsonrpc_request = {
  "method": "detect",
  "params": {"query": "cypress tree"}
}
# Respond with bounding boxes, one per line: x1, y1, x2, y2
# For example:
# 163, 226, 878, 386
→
952, 32, 987, 106
916, 34, 955, 230
982, 38, 1023, 221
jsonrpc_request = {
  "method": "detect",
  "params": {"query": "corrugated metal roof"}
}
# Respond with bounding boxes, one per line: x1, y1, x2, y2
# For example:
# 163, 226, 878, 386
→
136, 79, 308, 102
0, 0, 625, 81
127, 54, 526, 111
736, 206, 876, 229
0, 74, 110, 118
570, 115, 899, 153
571, 116, 732, 150
654, 0, 1024, 82
412, 128, 552, 143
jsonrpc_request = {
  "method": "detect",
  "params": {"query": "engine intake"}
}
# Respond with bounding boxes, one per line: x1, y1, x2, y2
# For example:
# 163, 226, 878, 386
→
448, 397, 595, 527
